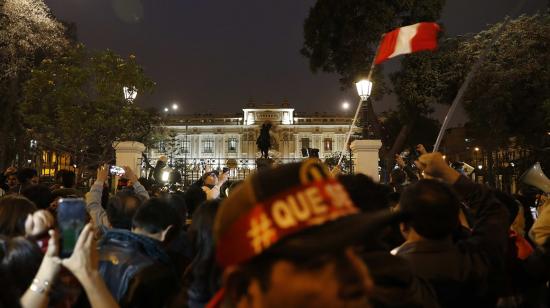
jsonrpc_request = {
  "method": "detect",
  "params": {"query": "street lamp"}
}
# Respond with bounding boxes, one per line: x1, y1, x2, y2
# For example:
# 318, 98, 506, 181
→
164, 107, 169, 113
355, 79, 373, 101
172, 103, 179, 111
123, 86, 137, 102
356, 79, 374, 139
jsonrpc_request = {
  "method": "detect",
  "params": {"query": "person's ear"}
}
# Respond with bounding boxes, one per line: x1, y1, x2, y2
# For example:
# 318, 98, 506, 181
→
160, 225, 174, 242
223, 266, 261, 308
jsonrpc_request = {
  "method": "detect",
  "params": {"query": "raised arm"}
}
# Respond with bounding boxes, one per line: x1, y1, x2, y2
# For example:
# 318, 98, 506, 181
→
417, 153, 509, 253
86, 165, 111, 230
123, 166, 149, 200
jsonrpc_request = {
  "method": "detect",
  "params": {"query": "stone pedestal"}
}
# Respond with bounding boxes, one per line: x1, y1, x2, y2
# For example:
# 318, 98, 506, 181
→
350, 139, 382, 182
256, 158, 274, 172
113, 141, 146, 174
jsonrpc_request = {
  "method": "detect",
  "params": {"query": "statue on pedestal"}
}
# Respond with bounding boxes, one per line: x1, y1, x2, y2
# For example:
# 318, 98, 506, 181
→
256, 123, 272, 159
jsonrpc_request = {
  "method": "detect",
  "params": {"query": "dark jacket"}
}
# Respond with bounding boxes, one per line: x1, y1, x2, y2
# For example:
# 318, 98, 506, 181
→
98, 229, 179, 308
395, 175, 509, 307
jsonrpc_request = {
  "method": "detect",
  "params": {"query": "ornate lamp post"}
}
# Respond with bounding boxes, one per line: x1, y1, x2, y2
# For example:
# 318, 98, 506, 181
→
355, 79, 374, 139
123, 86, 137, 102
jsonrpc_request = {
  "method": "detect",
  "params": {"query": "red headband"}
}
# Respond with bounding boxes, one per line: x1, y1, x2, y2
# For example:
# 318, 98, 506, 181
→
216, 178, 358, 267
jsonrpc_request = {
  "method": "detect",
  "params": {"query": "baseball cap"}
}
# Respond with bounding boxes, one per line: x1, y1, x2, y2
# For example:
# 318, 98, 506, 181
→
213, 159, 404, 267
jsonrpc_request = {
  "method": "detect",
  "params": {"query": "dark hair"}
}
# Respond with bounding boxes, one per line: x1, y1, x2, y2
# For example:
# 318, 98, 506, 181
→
166, 193, 188, 221
133, 198, 181, 236
495, 191, 519, 226
390, 169, 406, 185
56, 170, 76, 188
338, 174, 392, 213
399, 180, 460, 240
21, 184, 54, 210
0, 236, 42, 296
187, 199, 222, 300
0, 196, 37, 236
16, 168, 37, 185
184, 185, 207, 216
106, 194, 143, 230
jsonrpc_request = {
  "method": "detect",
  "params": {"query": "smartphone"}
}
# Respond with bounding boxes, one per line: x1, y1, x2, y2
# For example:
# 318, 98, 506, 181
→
110, 165, 125, 176
57, 198, 87, 258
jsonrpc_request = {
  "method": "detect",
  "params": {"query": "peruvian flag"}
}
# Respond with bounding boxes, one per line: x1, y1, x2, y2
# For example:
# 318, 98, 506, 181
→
374, 22, 440, 64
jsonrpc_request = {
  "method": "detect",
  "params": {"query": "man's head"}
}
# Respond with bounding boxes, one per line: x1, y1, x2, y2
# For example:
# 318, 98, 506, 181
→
16, 168, 38, 186
202, 172, 218, 186
106, 194, 143, 230
390, 168, 406, 186
56, 170, 76, 188
399, 179, 460, 240
21, 185, 55, 210
6, 173, 17, 190
132, 197, 181, 242
211, 160, 391, 307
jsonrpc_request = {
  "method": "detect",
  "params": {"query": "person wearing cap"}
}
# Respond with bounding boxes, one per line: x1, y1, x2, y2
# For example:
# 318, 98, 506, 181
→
201, 170, 228, 200
394, 152, 509, 307
208, 159, 403, 308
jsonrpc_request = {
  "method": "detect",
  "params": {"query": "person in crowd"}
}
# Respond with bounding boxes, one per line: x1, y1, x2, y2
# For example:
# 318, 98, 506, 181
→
51, 170, 80, 198
0, 235, 43, 297
394, 152, 509, 307
184, 184, 207, 217
200, 170, 228, 200
0, 166, 18, 193
98, 198, 181, 307
15, 224, 120, 308
10, 168, 39, 194
338, 173, 439, 307
209, 159, 407, 307
186, 199, 222, 308
165, 193, 193, 270
0, 195, 54, 239
21, 185, 55, 210
86, 164, 149, 234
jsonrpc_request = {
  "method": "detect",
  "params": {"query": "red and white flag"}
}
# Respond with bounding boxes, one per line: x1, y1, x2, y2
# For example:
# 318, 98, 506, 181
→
374, 22, 440, 64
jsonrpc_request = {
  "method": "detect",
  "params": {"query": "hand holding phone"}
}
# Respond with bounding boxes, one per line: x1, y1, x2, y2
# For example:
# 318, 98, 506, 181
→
57, 198, 88, 258
109, 165, 125, 177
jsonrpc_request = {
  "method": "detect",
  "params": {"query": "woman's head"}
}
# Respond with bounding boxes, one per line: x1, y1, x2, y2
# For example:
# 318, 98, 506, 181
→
0, 196, 37, 237
0, 236, 42, 296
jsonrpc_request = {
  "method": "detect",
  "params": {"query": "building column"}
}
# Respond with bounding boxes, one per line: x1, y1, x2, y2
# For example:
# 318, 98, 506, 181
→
113, 141, 146, 174
350, 139, 382, 182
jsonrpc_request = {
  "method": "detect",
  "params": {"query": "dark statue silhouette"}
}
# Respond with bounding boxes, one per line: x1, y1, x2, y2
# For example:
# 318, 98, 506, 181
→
256, 123, 272, 159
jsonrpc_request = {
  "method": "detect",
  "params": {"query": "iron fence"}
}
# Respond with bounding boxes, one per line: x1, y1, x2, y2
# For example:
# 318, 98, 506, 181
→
144, 155, 354, 187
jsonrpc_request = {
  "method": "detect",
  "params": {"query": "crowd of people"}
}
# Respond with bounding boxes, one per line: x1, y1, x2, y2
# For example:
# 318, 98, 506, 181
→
0, 145, 549, 308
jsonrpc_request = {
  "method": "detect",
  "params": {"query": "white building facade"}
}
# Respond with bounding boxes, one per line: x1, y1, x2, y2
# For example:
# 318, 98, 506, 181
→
148, 104, 359, 178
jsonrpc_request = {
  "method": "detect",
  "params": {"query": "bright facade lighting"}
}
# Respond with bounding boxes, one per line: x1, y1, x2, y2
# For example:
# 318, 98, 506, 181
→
164, 107, 169, 112
123, 86, 137, 102
355, 79, 373, 101
161, 171, 169, 182
172, 103, 179, 110
342, 102, 350, 110
478, 165, 483, 170
474, 147, 480, 152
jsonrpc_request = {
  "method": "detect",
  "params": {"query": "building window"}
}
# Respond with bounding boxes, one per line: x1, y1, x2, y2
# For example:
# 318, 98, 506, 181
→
301, 138, 310, 149
181, 140, 190, 153
228, 138, 238, 153
324, 138, 333, 152
202, 138, 214, 153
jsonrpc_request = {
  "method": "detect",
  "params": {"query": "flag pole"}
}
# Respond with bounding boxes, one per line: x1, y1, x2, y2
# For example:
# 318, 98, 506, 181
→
433, 0, 525, 152
337, 38, 383, 167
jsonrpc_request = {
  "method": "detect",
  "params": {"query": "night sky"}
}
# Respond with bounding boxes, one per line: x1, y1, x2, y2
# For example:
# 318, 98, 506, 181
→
44, 0, 546, 124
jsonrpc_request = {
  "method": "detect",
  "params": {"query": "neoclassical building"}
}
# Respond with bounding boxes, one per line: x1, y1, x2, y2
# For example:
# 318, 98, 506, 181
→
148, 103, 360, 173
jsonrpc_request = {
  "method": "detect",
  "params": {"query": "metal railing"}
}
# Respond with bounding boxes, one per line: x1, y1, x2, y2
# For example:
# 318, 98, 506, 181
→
146, 155, 354, 187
